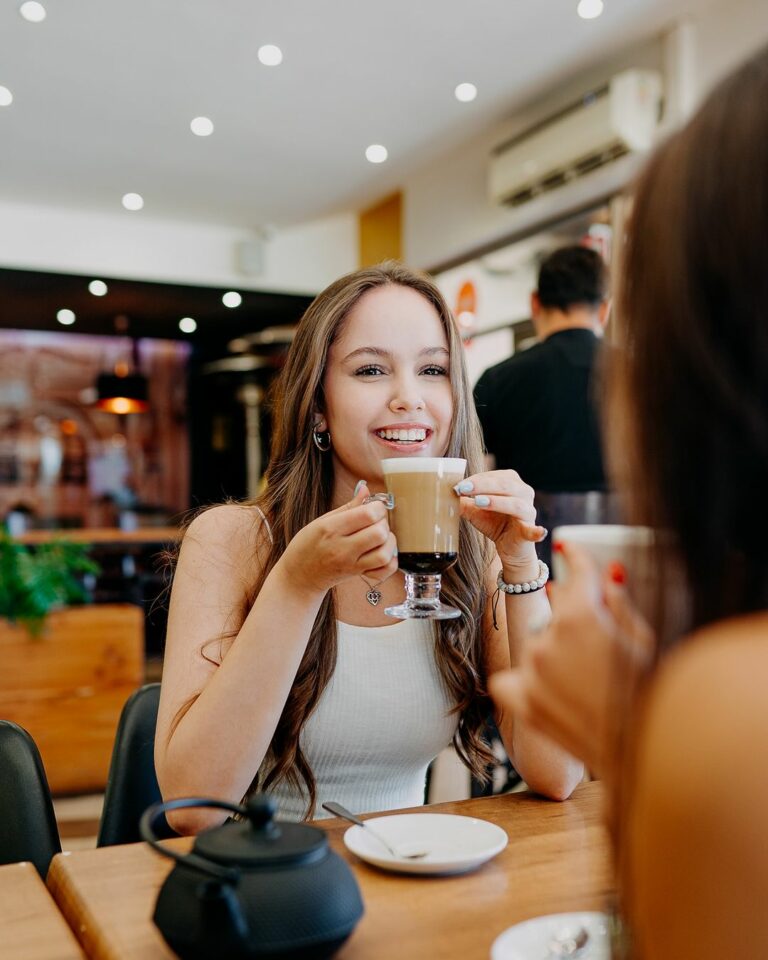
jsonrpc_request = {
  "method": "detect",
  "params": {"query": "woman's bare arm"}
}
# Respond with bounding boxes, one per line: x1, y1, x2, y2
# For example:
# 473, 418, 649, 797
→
155, 506, 326, 833
485, 557, 584, 801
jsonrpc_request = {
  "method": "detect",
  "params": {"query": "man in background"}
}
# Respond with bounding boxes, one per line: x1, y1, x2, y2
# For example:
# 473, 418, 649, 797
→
473, 245, 614, 561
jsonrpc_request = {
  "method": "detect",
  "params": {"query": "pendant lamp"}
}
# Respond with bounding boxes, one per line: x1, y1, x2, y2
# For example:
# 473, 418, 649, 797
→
95, 339, 149, 414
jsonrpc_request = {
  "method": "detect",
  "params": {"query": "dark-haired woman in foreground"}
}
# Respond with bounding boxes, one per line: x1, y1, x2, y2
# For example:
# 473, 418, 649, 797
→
491, 44, 768, 958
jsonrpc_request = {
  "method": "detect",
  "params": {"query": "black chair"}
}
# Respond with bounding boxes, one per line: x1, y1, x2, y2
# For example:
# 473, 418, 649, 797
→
534, 490, 623, 572
0, 720, 61, 878
97, 683, 175, 846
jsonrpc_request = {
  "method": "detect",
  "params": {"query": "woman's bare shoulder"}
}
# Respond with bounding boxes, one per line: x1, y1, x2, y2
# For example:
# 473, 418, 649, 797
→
634, 610, 768, 829
628, 620, 768, 956
182, 503, 270, 558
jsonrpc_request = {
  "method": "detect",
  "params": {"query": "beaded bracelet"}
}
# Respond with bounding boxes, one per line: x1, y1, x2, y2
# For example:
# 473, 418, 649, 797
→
496, 560, 549, 595
491, 560, 550, 629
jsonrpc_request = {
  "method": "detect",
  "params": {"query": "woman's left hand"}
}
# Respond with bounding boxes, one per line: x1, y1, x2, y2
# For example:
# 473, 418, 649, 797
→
457, 470, 547, 570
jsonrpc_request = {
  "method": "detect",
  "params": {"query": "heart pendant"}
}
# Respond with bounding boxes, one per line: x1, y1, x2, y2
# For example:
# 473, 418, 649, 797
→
366, 589, 382, 606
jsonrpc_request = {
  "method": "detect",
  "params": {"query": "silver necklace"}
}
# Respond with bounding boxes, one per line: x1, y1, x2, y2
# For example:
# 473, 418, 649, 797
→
360, 574, 387, 606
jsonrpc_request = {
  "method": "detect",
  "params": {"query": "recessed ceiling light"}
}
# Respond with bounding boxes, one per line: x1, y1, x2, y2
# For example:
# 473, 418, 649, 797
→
365, 144, 388, 164
455, 83, 478, 103
577, 0, 604, 19
88, 280, 108, 297
190, 116, 214, 137
258, 44, 283, 66
19, 2, 46, 22
0, 87, 13, 107
57, 309, 75, 326
122, 192, 144, 211
222, 291, 242, 308
179, 317, 197, 334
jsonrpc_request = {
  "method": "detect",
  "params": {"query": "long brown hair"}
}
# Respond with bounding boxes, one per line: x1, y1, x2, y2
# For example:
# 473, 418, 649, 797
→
243, 262, 493, 815
610, 44, 768, 638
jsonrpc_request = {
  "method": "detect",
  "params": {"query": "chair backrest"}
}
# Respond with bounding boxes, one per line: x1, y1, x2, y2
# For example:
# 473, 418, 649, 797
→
534, 490, 623, 572
97, 682, 174, 846
0, 720, 61, 878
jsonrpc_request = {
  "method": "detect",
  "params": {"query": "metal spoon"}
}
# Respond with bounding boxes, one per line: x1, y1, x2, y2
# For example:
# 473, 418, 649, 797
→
546, 926, 589, 957
322, 802, 429, 859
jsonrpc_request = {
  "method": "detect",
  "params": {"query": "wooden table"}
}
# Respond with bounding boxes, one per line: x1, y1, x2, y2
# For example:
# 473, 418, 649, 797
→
47, 782, 612, 960
0, 860, 84, 959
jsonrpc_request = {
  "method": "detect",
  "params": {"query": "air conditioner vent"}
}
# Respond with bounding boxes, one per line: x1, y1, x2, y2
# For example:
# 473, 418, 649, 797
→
489, 70, 661, 208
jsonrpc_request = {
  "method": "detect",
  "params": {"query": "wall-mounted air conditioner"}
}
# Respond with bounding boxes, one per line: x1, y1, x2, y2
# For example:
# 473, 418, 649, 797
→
488, 69, 663, 207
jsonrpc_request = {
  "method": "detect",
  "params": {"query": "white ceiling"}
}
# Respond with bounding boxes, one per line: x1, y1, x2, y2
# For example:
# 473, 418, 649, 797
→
1, 0, 707, 230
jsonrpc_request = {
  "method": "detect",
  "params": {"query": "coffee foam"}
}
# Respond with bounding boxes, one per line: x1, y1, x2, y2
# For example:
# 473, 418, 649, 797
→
381, 457, 467, 474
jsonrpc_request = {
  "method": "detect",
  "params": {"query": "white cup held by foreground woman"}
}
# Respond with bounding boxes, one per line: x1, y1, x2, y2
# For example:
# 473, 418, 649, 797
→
553, 524, 656, 618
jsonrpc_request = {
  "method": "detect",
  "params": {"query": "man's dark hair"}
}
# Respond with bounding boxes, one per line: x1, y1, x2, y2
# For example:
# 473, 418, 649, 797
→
536, 245, 608, 311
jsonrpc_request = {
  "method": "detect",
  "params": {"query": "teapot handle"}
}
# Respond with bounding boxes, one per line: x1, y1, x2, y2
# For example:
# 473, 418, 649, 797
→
140, 797, 247, 883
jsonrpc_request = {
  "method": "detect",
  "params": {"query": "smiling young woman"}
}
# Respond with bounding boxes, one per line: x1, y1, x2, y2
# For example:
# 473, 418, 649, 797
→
155, 262, 583, 833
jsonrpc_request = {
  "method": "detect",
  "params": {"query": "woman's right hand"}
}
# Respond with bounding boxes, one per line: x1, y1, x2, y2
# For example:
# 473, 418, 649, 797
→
280, 482, 398, 596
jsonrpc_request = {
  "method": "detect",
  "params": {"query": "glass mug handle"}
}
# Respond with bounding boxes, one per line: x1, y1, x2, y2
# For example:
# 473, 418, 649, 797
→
363, 492, 394, 509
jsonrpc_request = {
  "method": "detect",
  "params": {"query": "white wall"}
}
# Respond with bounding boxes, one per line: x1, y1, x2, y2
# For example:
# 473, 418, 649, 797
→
403, 36, 663, 271
0, 200, 358, 295
694, 0, 768, 97
404, 0, 768, 272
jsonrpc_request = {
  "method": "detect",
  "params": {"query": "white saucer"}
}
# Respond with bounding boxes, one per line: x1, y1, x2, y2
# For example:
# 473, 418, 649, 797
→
491, 912, 610, 959
343, 812, 508, 876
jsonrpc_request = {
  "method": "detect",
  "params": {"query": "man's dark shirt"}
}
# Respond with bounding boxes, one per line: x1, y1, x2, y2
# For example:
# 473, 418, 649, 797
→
473, 328, 606, 493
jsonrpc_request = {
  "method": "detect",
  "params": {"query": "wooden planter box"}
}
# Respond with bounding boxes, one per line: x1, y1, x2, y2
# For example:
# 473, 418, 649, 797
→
0, 604, 144, 795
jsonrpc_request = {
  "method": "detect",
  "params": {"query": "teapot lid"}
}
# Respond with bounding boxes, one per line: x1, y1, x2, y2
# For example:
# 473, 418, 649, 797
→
192, 795, 328, 868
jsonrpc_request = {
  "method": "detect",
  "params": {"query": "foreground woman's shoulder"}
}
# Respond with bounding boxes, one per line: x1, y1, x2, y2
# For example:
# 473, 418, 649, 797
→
627, 612, 768, 957
639, 611, 768, 785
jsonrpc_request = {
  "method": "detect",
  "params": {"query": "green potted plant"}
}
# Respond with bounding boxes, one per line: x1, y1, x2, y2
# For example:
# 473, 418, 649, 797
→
0, 530, 145, 793
0, 529, 101, 635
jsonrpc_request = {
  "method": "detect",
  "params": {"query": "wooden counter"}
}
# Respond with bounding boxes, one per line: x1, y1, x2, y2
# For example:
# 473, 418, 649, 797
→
47, 782, 612, 960
16, 528, 181, 546
0, 604, 144, 794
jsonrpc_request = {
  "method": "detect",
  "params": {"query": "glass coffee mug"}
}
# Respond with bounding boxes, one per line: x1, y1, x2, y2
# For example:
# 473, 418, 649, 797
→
372, 457, 466, 620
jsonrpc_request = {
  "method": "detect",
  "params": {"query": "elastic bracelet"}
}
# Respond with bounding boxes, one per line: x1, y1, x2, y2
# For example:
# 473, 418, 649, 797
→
496, 560, 549, 595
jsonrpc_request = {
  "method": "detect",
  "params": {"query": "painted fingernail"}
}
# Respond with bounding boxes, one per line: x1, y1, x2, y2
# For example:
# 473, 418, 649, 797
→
353, 480, 367, 497
553, 542, 564, 554
608, 561, 627, 585
393, 548, 398, 557
474, 495, 490, 507
455, 480, 474, 494
537, 527, 549, 541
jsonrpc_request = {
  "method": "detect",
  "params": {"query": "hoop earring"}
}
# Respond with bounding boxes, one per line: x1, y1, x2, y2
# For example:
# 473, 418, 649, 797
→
312, 429, 331, 452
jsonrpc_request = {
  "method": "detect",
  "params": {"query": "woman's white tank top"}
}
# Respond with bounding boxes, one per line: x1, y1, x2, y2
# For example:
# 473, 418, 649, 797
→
265, 617, 457, 821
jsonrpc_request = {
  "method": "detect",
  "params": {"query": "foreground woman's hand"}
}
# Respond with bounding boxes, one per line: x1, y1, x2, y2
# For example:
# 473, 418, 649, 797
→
488, 542, 654, 781
456, 470, 547, 572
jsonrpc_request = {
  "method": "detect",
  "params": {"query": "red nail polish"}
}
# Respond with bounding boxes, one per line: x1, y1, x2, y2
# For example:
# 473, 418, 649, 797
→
553, 542, 564, 554
608, 561, 627, 585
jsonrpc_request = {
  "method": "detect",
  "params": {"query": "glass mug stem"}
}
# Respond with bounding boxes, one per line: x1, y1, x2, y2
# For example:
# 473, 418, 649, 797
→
384, 571, 460, 620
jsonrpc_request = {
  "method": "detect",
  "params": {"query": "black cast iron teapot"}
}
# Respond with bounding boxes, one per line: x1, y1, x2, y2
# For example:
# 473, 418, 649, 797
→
140, 794, 364, 960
